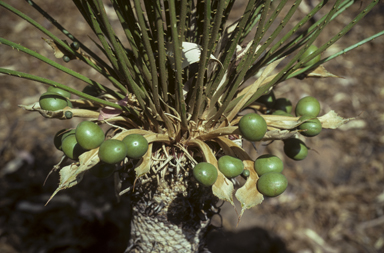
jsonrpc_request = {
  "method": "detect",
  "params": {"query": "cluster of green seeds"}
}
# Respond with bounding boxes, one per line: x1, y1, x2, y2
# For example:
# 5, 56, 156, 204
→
254, 154, 287, 197
192, 48, 321, 196
47, 88, 149, 177
255, 89, 322, 161
55, 121, 148, 161
192, 153, 288, 198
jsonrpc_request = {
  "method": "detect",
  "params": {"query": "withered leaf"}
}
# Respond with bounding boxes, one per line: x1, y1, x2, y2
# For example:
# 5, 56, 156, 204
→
305, 65, 340, 78
198, 126, 241, 141
215, 136, 251, 161
42, 38, 69, 58
318, 110, 354, 129
235, 160, 263, 220
47, 148, 100, 205
19, 102, 101, 119
263, 129, 300, 141
262, 114, 300, 129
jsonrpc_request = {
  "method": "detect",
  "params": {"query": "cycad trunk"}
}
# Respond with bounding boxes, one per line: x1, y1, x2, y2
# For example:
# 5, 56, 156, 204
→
125, 151, 218, 252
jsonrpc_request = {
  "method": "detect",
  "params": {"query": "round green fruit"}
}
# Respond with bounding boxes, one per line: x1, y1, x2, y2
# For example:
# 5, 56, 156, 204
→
273, 98, 292, 113
256, 91, 276, 108
193, 162, 218, 187
82, 84, 101, 97
122, 134, 149, 159
295, 96, 320, 117
63, 55, 71, 62
90, 162, 116, 178
39, 92, 70, 111
218, 155, 244, 178
61, 129, 76, 143
272, 110, 293, 117
300, 45, 321, 67
53, 129, 67, 150
254, 154, 284, 176
298, 115, 322, 137
47, 86, 71, 98
64, 111, 73, 119
98, 139, 128, 164
61, 134, 86, 160
257, 172, 288, 197
71, 41, 80, 50
283, 138, 308, 161
238, 113, 267, 142
75, 121, 105, 150
242, 169, 250, 177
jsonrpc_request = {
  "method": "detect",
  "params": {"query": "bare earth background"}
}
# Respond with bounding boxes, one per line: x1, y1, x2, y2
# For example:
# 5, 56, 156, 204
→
0, 1, 383, 253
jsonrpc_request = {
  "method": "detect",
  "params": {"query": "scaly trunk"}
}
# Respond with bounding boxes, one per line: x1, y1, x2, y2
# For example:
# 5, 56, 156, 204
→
125, 152, 219, 253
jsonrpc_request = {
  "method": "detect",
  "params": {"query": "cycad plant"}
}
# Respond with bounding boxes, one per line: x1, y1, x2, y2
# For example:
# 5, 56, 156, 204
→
1, 0, 383, 252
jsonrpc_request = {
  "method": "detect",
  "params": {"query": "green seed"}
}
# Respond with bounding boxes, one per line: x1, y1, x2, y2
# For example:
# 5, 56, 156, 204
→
39, 92, 69, 111
254, 154, 284, 176
75, 121, 105, 150
238, 113, 267, 142
283, 138, 308, 161
257, 172, 288, 197
122, 134, 149, 159
193, 162, 218, 187
63, 55, 71, 62
272, 110, 293, 117
47, 86, 71, 98
273, 98, 292, 113
61, 134, 86, 160
295, 96, 320, 117
64, 111, 73, 119
53, 129, 67, 151
298, 115, 322, 137
242, 169, 250, 177
218, 155, 244, 178
256, 91, 276, 109
300, 45, 321, 67
98, 139, 128, 164
71, 41, 80, 50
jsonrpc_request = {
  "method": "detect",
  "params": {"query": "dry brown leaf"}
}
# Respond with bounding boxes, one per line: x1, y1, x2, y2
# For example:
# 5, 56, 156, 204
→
198, 126, 241, 141
188, 139, 234, 206
305, 65, 340, 78
42, 38, 69, 58
318, 110, 355, 129
263, 129, 300, 141
235, 160, 264, 220
262, 114, 301, 129
215, 136, 251, 161
214, 138, 236, 157
19, 103, 100, 119
46, 148, 100, 205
